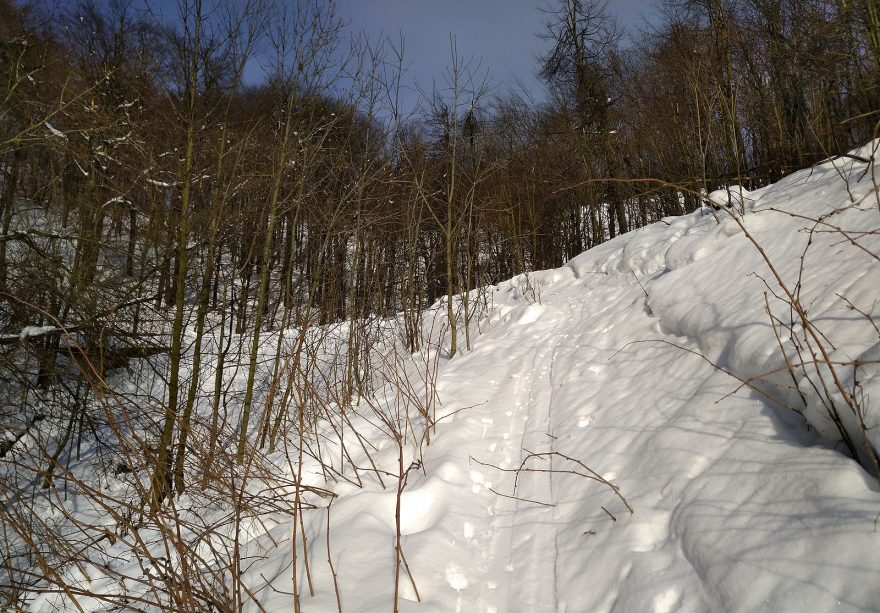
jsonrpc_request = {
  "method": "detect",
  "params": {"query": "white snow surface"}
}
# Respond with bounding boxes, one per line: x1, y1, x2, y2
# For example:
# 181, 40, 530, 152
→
243, 147, 880, 611
32, 146, 880, 612
18, 325, 58, 340
44, 121, 67, 139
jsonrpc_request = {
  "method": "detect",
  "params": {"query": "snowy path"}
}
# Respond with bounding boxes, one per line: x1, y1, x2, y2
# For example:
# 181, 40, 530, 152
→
425, 270, 681, 612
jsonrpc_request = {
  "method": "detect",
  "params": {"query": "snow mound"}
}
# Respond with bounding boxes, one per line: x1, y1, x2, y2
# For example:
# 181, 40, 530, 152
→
707, 184, 752, 210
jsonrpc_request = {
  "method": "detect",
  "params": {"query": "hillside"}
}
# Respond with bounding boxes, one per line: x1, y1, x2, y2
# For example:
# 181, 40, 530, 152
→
3, 1, 880, 610
18, 147, 880, 612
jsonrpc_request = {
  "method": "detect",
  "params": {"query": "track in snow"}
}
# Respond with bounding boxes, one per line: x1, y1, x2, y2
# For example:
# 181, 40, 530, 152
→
429, 270, 644, 613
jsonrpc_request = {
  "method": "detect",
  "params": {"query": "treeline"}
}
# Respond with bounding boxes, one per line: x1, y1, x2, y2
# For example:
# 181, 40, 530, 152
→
0, 0, 877, 497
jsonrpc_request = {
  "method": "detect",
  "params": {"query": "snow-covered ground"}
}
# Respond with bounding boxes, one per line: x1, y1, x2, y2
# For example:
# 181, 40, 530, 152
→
23, 146, 880, 611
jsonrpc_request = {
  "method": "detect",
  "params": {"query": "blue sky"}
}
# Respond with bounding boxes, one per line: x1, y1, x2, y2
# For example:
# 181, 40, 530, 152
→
335, 0, 662, 112
141, 0, 662, 112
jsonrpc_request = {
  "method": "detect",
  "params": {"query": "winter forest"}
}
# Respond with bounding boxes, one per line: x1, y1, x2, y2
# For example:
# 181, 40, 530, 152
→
2, 0, 880, 611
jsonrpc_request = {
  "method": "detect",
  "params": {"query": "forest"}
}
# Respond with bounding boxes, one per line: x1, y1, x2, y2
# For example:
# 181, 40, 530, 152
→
1, 0, 879, 610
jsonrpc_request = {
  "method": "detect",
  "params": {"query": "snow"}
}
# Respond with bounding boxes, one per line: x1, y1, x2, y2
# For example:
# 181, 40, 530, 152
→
706, 185, 751, 211
19, 144, 880, 611
101, 196, 131, 208
44, 121, 67, 139
18, 325, 58, 340
242, 145, 878, 611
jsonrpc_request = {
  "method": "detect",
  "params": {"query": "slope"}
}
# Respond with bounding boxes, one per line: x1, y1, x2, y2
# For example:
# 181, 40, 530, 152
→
25, 147, 880, 613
